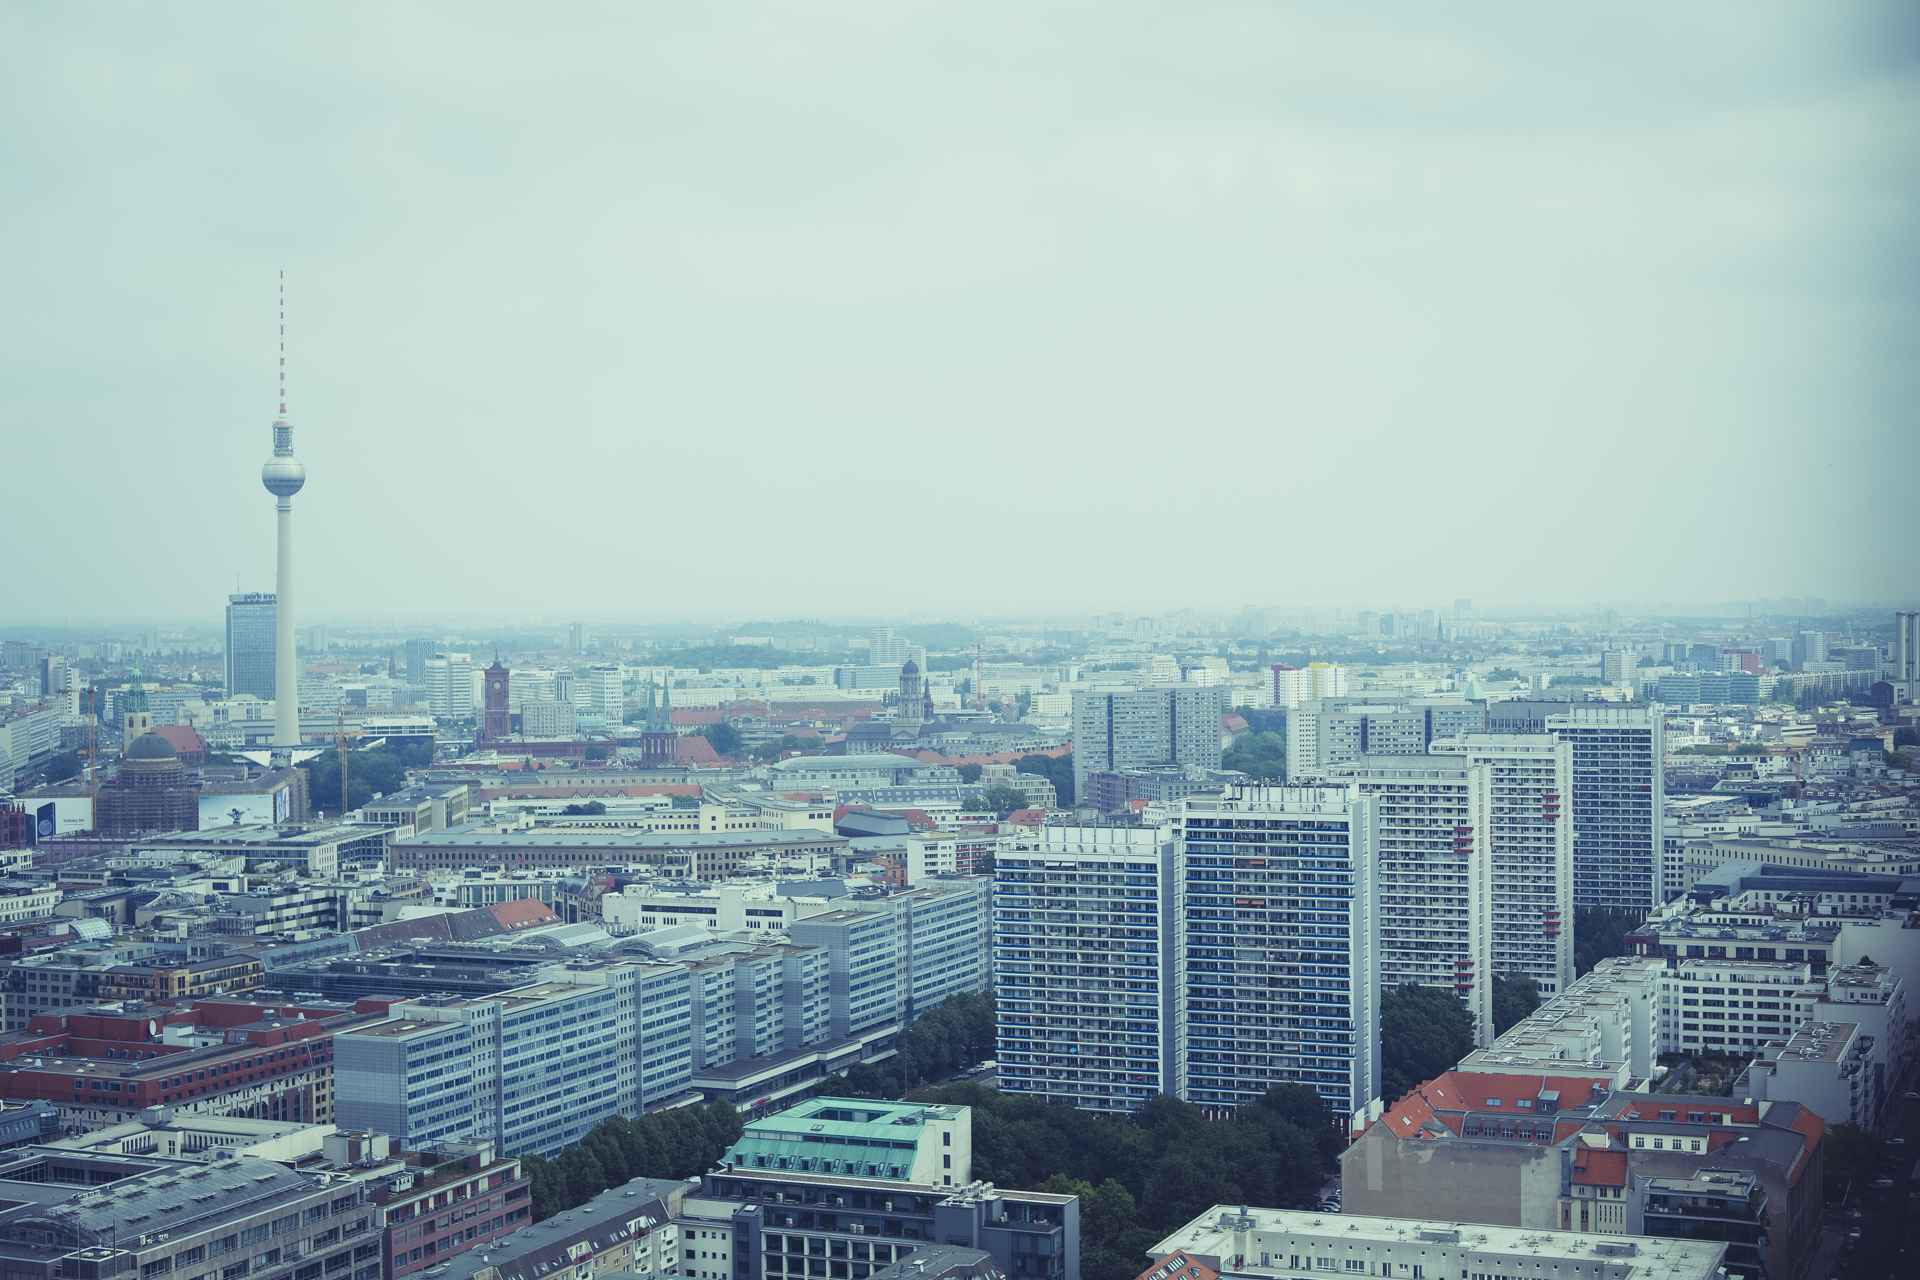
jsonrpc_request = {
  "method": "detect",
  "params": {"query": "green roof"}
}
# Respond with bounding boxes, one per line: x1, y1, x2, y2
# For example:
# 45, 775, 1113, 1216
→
719, 1099, 961, 1180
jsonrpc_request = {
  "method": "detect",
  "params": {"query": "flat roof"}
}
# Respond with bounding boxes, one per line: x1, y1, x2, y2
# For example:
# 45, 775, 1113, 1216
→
1150, 1206, 1726, 1280
397, 827, 844, 849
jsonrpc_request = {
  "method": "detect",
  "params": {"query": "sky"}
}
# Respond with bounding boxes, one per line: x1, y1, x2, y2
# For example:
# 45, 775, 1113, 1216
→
3, 2, 1917, 625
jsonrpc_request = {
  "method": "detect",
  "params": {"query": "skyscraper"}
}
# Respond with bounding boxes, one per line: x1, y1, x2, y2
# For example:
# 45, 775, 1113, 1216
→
405, 638, 436, 680
1177, 783, 1379, 1114
424, 654, 475, 720
1072, 684, 1227, 804
259, 273, 306, 767
568, 622, 590, 653
225, 592, 278, 700
1544, 704, 1664, 910
1323, 755, 1493, 1044
1791, 630, 1827, 669
993, 825, 1180, 1113
1429, 733, 1575, 997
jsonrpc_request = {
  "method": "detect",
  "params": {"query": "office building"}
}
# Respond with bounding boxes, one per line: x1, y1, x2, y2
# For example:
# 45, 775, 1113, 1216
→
336, 961, 696, 1158
700, 1097, 1078, 1280
1071, 685, 1227, 805
430, 1176, 689, 1280
1789, 631, 1825, 669
1142, 1206, 1729, 1280
993, 826, 1180, 1112
1269, 663, 1347, 709
425, 653, 475, 720
588, 663, 625, 724
1178, 784, 1379, 1114
1286, 700, 1488, 776
1544, 704, 1664, 910
226, 592, 278, 699
1600, 651, 1636, 683
1430, 734, 1575, 995
520, 698, 578, 737
569, 621, 590, 652
0, 1145, 377, 1280
1322, 756, 1493, 1042
406, 637, 436, 679
1344, 1071, 1822, 1280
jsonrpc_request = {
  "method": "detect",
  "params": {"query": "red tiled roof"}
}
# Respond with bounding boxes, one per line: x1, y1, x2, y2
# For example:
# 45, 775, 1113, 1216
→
151, 725, 210, 754
1008, 809, 1045, 826
1570, 1147, 1629, 1186
1370, 1069, 1617, 1138
902, 747, 1071, 767
487, 899, 561, 932
1222, 713, 1248, 732
671, 709, 723, 726
676, 736, 721, 764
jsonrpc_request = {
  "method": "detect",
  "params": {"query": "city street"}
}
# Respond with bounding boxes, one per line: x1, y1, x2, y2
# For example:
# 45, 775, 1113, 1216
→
1828, 1091, 1915, 1280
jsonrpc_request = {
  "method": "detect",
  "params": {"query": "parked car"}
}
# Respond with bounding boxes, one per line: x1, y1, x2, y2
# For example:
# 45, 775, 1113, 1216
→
1888, 1137, 1906, 1147
1868, 1177, 1894, 1189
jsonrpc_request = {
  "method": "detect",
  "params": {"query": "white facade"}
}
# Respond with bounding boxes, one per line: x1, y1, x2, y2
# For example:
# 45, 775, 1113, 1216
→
1431, 733, 1576, 995
1272, 662, 1348, 709
588, 663, 625, 724
1324, 756, 1494, 1044
425, 654, 475, 720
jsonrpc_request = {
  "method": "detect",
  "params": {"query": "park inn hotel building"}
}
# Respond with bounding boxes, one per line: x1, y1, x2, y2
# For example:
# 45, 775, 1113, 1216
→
994, 785, 1380, 1117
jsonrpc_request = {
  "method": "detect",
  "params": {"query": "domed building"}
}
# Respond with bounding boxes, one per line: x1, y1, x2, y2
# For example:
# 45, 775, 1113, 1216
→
97, 731, 200, 836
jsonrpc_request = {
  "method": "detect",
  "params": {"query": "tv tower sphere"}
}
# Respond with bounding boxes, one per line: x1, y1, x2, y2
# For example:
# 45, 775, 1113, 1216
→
262, 422, 305, 496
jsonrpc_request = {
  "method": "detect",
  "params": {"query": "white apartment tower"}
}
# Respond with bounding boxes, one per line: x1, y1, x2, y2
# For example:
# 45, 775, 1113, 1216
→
1322, 756, 1494, 1044
1430, 734, 1576, 996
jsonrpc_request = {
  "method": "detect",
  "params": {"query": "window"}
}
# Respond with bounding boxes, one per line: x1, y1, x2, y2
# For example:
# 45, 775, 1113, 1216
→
1485, 1098, 1501, 1107
1343, 1263, 1364, 1274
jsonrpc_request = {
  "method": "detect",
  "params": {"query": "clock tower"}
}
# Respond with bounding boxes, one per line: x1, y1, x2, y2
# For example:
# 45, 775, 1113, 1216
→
481, 657, 511, 742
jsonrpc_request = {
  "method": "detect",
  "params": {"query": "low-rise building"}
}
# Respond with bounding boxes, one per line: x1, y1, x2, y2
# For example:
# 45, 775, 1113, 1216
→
1139, 1206, 1726, 1280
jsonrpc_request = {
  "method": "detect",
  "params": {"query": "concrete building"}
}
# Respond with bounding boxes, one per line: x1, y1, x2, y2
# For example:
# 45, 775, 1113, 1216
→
993, 825, 1180, 1112
1269, 663, 1347, 709
1342, 1071, 1824, 1280
0, 1143, 375, 1280
1544, 704, 1665, 910
425, 654, 475, 721
1790, 631, 1826, 670
430, 1176, 689, 1280
335, 961, 697, 1158
1321, 756, 1493, 1039
700, 1097, 1077, 1280
387, 825, 849, 877
1430, 734, 1575, 995
1142, 1206, 1727, 1280
1178, 784, 1379, 1114
225, 591, 278, 700
1071, 685, 1226, 808
1286, 700, 1488, 776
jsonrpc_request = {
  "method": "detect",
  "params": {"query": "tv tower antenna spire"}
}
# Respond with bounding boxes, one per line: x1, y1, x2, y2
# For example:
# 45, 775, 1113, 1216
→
261, 269, 307, 773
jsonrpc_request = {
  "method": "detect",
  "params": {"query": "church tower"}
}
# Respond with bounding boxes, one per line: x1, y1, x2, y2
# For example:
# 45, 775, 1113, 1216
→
481, 658, 511, 741
122, 667, 152, 748
895, 659, 925, 736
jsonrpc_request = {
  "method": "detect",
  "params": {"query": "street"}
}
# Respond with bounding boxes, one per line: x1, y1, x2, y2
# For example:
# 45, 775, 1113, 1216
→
1827, 1091, 1915, 1280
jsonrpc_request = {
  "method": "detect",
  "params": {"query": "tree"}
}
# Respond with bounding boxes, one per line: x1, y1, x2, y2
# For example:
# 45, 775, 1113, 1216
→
1895, 726, 1919, 748
963, 786, 1030, 817
301, 746, 416, 813
1573, 908, 1637, 977
42, 752, 82, 783
751, 735, 816, 760
584, 745, 608, 763
957, 763, 984, 785
698, 722, 744, 756
1379, 983, 1475, 1103
562, 801, 607, 815
1222, 732, 1286, 781
1492, 971, 1541, 1036
1015, 752, 1074, 807
1487, 667, 1522, 681
1823, 1121, 1882, 1195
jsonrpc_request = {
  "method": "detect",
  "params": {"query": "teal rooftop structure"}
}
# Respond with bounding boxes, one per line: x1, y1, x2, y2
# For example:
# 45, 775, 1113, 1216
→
718, 1097, 972, 1186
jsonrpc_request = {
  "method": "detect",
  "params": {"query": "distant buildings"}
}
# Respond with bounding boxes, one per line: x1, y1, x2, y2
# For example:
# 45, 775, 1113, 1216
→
1269, 662, 1347, 708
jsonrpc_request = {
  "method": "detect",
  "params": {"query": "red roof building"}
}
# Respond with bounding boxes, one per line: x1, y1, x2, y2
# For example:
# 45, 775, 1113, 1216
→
151, 725, 211, 765
1133, 1248, 1219, 1280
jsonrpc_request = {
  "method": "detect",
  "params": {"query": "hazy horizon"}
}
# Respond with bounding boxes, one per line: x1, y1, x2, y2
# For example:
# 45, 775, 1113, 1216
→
5, 3, 1917, 622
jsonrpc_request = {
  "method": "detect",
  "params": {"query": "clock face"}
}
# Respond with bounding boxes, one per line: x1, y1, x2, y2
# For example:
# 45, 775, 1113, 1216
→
492, 681, 503, 690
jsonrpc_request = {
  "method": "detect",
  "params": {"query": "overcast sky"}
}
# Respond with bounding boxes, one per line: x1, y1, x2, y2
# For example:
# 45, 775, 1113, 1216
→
4, 2, 1916, 625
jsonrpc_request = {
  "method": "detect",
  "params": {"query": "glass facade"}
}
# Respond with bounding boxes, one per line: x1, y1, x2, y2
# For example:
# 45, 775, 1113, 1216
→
226, 592, 278, 699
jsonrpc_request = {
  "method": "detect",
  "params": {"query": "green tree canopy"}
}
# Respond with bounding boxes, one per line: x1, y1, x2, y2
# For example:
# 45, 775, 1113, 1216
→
1379, 983, 1475, 1103
1492, 971, 1541, 1037
1222, 732, 1286, 781
1573, 908, 1637, 977
1014, 752, 1074, 806
301, 744, 427, 813
698, 722, 745, 756
957, 763, 984, 784
750, 735, 817, 760
1822, 1121, 1882, 1195
519, 1098, 744, 1220
962, 786, 1031, 817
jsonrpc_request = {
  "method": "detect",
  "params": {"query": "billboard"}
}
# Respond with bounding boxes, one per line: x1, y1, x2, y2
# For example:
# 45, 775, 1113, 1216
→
31, 798, 93, 842
199, 792, 280, 828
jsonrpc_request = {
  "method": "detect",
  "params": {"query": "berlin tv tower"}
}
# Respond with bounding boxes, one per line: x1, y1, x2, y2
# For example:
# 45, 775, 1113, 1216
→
260, 271, 306, 768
